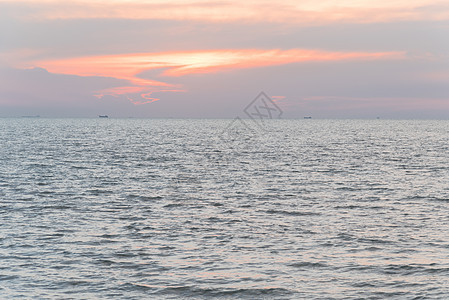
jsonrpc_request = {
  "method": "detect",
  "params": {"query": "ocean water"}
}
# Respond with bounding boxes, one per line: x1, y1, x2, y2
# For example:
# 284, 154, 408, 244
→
0, 118, 448, 299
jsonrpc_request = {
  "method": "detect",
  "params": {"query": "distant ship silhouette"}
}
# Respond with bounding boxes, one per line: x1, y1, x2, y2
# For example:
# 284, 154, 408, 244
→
99, 115, 108, 118
304, 116, 312, 119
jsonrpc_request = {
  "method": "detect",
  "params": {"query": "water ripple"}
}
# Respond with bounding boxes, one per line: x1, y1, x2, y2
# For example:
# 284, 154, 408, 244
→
1, 119, 448, 299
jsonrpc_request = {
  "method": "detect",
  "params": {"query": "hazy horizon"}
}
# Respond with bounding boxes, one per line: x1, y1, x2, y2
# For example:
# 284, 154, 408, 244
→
2, 116, 449, 120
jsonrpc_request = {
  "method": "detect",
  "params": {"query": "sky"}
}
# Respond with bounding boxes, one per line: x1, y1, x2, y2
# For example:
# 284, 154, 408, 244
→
1, 0, 448, 118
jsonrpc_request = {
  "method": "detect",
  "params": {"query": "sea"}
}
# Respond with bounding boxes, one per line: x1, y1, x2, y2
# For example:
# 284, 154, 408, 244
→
0, 118, 448, 299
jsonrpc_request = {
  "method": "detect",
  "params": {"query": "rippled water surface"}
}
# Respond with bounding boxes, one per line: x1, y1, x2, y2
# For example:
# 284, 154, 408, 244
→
1, 118, 449, 299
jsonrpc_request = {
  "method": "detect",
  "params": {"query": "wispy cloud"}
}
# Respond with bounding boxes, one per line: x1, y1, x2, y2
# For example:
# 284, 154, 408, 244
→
18, 48, 405, 103
2, 0, 449, 24
26, 49, 406, 79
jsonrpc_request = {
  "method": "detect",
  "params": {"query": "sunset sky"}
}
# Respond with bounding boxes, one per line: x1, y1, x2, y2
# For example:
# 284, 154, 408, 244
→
1, 0, 448, 118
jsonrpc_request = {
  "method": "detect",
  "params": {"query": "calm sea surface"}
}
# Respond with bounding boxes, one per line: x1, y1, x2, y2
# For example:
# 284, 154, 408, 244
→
1, 118, 448, 299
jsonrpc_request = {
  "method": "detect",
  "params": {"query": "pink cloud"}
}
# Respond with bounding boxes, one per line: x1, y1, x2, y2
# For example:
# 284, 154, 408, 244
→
18, 48, 406, 104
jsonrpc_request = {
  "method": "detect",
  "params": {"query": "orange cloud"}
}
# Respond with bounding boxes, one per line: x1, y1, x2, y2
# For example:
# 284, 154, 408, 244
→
21, 48, 405, 104
4, 0, 449, 24
30, 49, 405, 77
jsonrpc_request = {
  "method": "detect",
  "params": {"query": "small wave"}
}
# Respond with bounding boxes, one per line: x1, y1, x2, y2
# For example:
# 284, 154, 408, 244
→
0, 275, 19, 281
40, 205, 72, 210
58, 280, 91, 287
36, 233, 65, 240
357, 237, 393, 245
207, 216, 225, 222
429, 197, 449, 202
380, 264, 449, 275
383, 265, 421, 275
351, 281, 377, 288
119, 283, 293, 297
264, 209, 320, 216
95, 259, 116, 266
127, 194, 163, 201
371, 291, 409, 298
336, 232, 355, 241
289, 261, 328, 269
70, 165, 90, 170
114, 252, 138, 258
363, 246, 382, 251
334, 205, 361, 209
86, 188, 113, 195
163, 203, 184, 208
99, 233, 120, 239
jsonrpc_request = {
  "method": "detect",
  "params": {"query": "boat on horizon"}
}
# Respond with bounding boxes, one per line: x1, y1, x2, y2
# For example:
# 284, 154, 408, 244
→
99, 115, 108, 118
